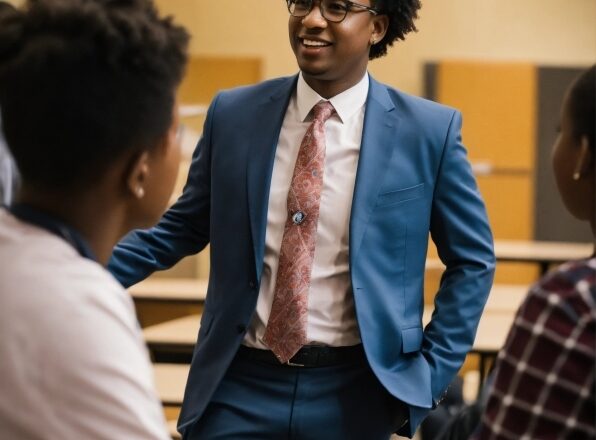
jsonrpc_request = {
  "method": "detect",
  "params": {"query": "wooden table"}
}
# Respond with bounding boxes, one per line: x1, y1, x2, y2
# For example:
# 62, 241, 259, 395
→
146, 283, 526, 372
482, 284, 528, 312
153, 363, 190, 406
144, 314, 201, 360
424, 283, 529, 394
129, 278, 208, 305
153, 363, 187, 438
146, 282, 528, 399
494, 239, 592, 274
423, 305, 516, 356
167, 420, 181, 440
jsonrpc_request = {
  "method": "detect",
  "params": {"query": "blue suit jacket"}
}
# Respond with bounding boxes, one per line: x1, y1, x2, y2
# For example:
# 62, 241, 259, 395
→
109, 74, 495, 437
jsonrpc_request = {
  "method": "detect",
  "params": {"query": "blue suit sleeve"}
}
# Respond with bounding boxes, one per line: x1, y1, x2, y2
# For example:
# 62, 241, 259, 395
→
107, 97, 219, 288
424, 110, 496, 406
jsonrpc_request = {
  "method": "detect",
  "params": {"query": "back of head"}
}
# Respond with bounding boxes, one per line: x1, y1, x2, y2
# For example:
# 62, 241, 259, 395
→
568, 65, 595, 151
552, 64, 596, 230
0, 0, 189, 191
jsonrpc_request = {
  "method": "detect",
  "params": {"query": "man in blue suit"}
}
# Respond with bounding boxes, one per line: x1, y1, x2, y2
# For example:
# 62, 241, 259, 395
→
109, 0, 495, 438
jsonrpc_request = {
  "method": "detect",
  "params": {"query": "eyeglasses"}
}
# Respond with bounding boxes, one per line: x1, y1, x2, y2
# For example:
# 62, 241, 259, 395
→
286, 0, 378, 23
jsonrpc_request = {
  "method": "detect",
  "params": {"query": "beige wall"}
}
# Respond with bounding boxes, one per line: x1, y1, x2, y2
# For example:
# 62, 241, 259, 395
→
7, 0, 595, 94
156, 0, 596, 96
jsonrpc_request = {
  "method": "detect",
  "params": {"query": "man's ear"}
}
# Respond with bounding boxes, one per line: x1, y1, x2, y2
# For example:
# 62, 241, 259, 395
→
126, 151, 150, 199
573, 135, 594, 181
371, 14, 389, 45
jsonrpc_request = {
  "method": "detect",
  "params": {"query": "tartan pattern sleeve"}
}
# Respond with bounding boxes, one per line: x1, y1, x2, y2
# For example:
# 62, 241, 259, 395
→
474, 258, 596, 440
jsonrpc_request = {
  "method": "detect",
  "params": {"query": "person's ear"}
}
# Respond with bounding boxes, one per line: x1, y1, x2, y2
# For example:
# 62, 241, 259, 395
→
126, 151, 150, 199
573, 136, 594, 181
370, 14, 389, 45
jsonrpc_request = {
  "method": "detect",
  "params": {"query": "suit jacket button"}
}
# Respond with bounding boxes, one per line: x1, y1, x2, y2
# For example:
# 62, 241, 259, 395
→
236, 324, 246, 334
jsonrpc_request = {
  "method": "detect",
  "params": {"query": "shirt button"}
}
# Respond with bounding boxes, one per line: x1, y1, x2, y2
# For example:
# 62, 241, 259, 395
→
236, 324, 246, 334
248, 281, 256, 289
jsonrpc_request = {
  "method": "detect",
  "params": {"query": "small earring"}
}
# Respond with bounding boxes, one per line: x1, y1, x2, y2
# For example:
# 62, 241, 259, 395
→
573, 160, 583, 181
136, 187, 145, 198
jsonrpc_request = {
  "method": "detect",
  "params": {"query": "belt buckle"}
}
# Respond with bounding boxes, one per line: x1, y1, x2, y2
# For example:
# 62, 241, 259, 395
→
285, 360, 305, 367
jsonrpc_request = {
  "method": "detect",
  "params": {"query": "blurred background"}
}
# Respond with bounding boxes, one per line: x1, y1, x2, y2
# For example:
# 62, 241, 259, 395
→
4, 1, 594, 437
133, 0, 596, 281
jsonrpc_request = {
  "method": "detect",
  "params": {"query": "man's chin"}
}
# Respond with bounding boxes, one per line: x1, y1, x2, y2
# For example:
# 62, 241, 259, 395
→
299, 66, 333, 80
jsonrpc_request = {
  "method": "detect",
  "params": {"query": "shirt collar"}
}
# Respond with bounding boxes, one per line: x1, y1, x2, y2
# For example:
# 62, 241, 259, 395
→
296, 72, 369, 123
6, 203, 98, 262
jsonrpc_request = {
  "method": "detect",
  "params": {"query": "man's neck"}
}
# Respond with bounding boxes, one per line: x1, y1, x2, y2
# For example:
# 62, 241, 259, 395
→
301, 72, 367, 99
16, 185, 125, 265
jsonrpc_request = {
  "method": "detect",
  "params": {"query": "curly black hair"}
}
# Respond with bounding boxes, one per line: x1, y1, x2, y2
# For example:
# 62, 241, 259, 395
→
370, 0, 422, 60
568, 65, 595, 150
0, 0, 189, 190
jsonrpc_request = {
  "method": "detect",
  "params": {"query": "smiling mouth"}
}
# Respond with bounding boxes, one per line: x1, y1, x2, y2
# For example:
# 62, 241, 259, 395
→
300, 38, 331, 48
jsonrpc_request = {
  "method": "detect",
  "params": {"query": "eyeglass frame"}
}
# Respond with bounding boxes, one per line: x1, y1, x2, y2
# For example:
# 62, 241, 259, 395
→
286, 0, 379, 24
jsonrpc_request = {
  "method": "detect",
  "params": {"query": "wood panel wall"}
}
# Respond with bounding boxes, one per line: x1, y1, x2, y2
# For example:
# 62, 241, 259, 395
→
431, 61, 539, 283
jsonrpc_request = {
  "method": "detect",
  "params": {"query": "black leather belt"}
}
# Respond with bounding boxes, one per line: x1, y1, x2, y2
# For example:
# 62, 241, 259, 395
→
237, 344, 365, 368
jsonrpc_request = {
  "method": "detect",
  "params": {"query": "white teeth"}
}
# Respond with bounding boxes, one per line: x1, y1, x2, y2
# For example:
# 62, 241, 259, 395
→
303, 39, 329, 47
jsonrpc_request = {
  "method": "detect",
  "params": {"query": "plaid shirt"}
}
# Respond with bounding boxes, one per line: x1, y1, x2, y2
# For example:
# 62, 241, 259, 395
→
475, 258, 596, 440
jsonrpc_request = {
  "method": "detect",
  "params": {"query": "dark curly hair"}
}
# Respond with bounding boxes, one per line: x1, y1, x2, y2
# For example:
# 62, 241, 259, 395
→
0, 0, 189, 190
370, 0, 422, 60
567, 65, 595, 151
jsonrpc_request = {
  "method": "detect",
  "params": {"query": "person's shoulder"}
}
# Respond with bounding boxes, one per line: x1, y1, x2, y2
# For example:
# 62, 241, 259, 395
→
373, 78, 457, 119
0, 214, 133, 332
522, 257, 595, 322
215, 75, 296, 104
538, 257, 595, 300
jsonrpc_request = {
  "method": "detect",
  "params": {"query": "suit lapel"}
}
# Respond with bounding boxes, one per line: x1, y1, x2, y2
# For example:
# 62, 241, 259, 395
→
349, 77, 401, 267
247, 76, 297, 282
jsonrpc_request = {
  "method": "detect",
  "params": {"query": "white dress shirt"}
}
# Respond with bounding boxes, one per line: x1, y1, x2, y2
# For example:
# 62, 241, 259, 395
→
244, 73, 369, 348
0, 211, 170, 440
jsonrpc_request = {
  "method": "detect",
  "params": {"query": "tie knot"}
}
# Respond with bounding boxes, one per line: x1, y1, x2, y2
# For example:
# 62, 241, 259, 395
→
312, 101, 335, 123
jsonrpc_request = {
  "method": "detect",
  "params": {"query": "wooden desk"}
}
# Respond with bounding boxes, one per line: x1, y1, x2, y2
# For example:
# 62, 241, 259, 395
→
167, 420, 181, 440
145, 283, 525, 362
472, 313, 515, 353
494, 239, 592, 274
144, 314, 201, 360
129, 278, 207, 305
147, 283, 526, 397
153, 363, 190, 406
471, 313, 517, 395
425, 284, 527, 394
483, 284, 528, 312
145, 283, 526, 356
423, 306, 515, 354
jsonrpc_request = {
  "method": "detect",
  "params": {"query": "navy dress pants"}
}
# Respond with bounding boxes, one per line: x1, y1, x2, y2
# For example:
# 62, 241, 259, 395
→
183, 347, 408, 440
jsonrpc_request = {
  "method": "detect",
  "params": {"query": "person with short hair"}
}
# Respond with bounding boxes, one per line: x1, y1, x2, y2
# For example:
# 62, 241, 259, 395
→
109, 1, 496, 438
473, 65, 595, 440
0, 0, 189, 438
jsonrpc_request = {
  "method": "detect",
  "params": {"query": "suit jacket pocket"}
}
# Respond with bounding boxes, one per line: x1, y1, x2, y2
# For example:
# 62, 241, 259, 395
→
376, 183, 425, 208
402, 326, 423, 353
